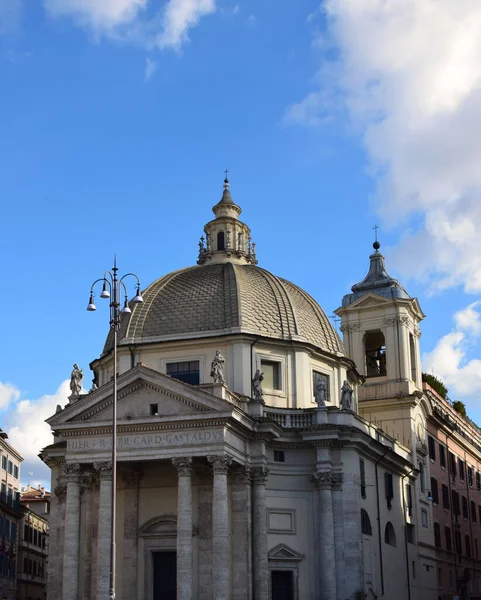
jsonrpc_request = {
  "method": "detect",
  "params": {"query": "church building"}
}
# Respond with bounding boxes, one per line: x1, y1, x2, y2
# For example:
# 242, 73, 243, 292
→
42, 178, 438, 600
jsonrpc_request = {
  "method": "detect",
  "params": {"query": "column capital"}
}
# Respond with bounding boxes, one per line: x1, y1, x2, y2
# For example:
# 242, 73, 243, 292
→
82, 471, 100, 491
94, 461, 113, 480
121, 468, 141, 486
251, 466, 269, 485
208, 454, 232, 474
54, 483, 67, 503
331, 472, 344, 490
64, 462, 82, 483
312, 471, 333, 490
172, 457, 193, 477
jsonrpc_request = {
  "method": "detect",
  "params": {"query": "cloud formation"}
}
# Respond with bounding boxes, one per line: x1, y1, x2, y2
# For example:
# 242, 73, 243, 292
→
44, 0, 216, 51
288, 0, 481, 293
1, 380, 71, 488
145, 56, 158, 80
423, 302, 481, 402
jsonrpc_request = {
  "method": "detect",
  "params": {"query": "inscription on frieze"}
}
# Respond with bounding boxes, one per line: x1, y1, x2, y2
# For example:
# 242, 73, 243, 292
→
67, 429, 223, 452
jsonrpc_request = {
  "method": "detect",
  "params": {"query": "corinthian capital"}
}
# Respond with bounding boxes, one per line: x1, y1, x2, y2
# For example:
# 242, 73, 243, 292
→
94, 461, 113, 480
64, 463, 81, 483
251, 466, 269, 486
331, 472, 344, 490
208, 454, 232, 474
312, 471, 333, 490
172, 457, 193, 477
54, 484, 67, 503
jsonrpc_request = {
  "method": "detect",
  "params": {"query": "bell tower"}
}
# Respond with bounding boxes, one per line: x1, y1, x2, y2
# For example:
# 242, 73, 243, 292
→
335, 240, 425, 402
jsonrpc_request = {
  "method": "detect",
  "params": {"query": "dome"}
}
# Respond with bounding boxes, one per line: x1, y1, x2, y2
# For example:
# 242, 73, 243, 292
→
104, 262, 344, 356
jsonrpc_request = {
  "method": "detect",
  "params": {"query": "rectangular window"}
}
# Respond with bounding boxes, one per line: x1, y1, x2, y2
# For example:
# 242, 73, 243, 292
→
472, 501, 477, 524
1, 456, 6, 470
13, 465, 18, 479
7, 460, 12, 475
406, 484, 413, 517
166, 360, 200, 385
463, 496, 469, 520
455, 530, 462, 555
385, 472, 394, 509
469, 466, 474, 487
452, 491, 460, 516
440, 445, 446, 468
476, 539, 479, 560
445, 526, 452, 552
273, 450, 285, 463
262, 360, 281, 390
360, 459, 366, 499
438, 567, 442, 586
450, 452, 457, 480
458, 457, 464, 481
412, 560, 416, 580
477, 472, 481, 492
421, 508, 428, 528
312, 370, 329, 403
428, 436, 436, 461
434, 522, 441, 547
466, 535, 472, 558
419, 462, 426, 493
149, 403, 158, 416
442, 484, 450, 510
406, 524, 415, 544
431, 477, 439, 505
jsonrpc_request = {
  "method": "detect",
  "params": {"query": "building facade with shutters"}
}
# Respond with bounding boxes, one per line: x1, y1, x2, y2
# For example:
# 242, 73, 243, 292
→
41, 178, 441, 600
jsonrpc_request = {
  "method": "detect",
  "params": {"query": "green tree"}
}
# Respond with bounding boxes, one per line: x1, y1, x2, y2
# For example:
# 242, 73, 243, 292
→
422, 373, 448, 399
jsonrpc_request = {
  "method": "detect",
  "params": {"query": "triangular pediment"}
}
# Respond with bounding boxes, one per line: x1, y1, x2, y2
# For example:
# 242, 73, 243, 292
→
345, 293, 392, 310
268, 543, 304, 561
47, 364, 235, 427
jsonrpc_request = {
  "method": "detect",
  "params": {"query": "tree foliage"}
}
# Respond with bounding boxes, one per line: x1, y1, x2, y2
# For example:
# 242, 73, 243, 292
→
422, 373, 448, 399
452, 401, 467, 418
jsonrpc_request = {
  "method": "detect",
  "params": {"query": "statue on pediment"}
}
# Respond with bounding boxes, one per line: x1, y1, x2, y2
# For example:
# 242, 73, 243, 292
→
340, 380, 353, 410
70, 364, 83, 396
252, 369, 264, 401
210, 350, 225, 384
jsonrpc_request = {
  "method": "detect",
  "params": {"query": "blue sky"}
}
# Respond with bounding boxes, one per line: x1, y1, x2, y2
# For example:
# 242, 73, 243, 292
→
1, 0, 481, 487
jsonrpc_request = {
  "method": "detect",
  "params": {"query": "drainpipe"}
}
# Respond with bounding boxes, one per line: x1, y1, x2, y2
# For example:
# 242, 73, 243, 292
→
375, 448, 391, 596
401, 466, 415, 600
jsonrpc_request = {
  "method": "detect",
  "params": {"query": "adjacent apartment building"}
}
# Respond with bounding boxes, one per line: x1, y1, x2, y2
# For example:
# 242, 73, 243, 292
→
0, 428, 23, 600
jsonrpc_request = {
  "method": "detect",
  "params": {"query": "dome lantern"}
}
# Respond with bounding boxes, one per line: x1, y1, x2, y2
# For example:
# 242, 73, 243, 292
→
198, 174, 258, 266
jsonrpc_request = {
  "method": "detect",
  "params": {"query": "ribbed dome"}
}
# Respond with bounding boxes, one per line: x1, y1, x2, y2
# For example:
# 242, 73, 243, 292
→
104, 263, 344, 356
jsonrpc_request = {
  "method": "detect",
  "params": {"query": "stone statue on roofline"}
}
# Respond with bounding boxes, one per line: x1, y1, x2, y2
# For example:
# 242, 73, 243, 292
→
70, 364, 83, 397
252, 369, 264, 401
210, 350, 225, 384
340, 380, 353, 411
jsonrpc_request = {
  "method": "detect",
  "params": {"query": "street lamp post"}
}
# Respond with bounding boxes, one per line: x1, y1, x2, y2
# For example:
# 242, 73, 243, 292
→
87, 258, 143, 600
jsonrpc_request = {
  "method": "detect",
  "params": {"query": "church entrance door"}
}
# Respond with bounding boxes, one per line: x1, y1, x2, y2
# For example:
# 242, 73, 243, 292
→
153, 551, 177, 600
271, 570, 294, 600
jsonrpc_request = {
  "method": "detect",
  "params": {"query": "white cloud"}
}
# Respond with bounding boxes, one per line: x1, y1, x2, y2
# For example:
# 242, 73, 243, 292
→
0, 0, 22, 35
423, 303, 481, 401
0, 382, 20, 411
247, 13, 256, 26
44, 0, 216, 51
288, 0, 481, 293
1, 380, 72, 488
232, 4, 239, 15
145, 57, 158, 80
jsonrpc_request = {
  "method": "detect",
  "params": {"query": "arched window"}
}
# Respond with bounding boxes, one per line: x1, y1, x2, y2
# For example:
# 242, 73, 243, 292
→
217, 231, 225, 251
364, 330, 387, 378
361, 509, 372, 536
384, 521, 396, 546
409, 333, 417, 381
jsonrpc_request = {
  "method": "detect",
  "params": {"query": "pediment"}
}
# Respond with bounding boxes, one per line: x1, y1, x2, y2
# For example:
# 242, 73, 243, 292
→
346, 293, 392, 310
47, 364, 234, 427
268, 543, 304, 561
139, 515, 177, 538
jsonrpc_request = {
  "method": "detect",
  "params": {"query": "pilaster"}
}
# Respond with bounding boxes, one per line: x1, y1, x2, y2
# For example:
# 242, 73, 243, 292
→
81, 471, 100, 600
312, 471, 337, 600
331, 473, 345, 600
48, 458, 66, 600
172, 457, 194, 600
231, 466, 252, 600
208, 454, 232, 599
198, 471, 213, 600
62, 462, 82, 600
251, 466, 269, 600
122, 468, 141, 600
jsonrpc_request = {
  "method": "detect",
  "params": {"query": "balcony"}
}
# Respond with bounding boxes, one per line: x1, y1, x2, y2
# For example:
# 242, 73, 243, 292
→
0, 490, 22, 514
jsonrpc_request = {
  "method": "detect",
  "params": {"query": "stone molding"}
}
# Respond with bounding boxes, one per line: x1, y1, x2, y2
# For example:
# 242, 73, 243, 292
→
207, 454, 232, 474
54, 483, 67, 503
64, 462, 82, 483
340, 323, 360, 333
251, 466, 269, 486
94, 461, 113, 480
385, 316, 409, 326
312, 471, 333, 490
172, 457, 193, 477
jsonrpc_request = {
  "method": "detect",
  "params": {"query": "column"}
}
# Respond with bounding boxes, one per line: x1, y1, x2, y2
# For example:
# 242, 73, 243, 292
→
198, 473, 213, 600
172, 457, 193, 600
342, 470, 363, 599
251, 466, 269, 600
90, 477, 100, 600
81, 471, 99, 600
208, 454, 232, 600
62, 463, 82, 600
95, 461, 113, 599
331, 473, 345, 600
313, 471, 337, 600
231, 466, 252, 600
48, 458, 66, 600
122, 468, 141, 600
